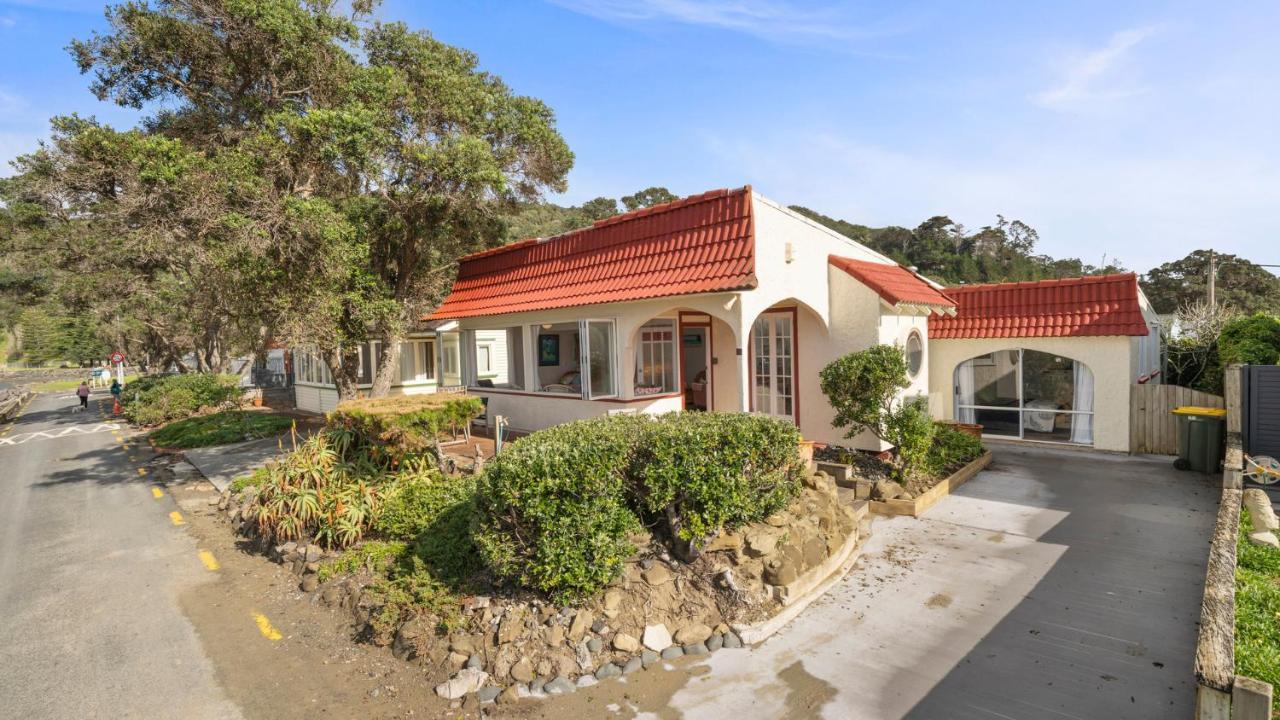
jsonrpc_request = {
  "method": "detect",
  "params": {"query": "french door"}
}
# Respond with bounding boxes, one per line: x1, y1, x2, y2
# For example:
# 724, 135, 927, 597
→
751, 310, 797, 424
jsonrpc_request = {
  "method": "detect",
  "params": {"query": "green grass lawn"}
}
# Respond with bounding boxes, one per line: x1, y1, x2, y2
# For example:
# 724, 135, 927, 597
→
31, 374, 139, 392
150, 410, 294, 449
1235, 507, 1280, 710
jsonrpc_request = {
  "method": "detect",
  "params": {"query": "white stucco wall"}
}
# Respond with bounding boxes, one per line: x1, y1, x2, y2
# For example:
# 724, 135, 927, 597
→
928, 335, 1136, 452
441, 191, 929, 441
473, 391, 684, 434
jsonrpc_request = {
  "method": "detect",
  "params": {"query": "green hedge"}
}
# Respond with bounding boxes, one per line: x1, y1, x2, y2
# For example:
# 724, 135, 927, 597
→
632, 412, 802, 542
375, 464, 481, 584
474, 415, 648, 601
120, 373, 242, 426
474, 412, 802, 600
1219, 313, 1280, 366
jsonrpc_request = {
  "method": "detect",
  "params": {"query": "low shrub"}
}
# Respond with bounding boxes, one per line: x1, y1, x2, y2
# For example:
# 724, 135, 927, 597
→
327, 393, 485, 470
886, 399, 935, 479
252, 433, 381, 549
632, 412, 803, 545
151, 410, 292, 448
376, 462, 482, 584
923, 422, 984, 478
121, 373, 242, 426
317, 540, 407, 583
473, 415, 647, 602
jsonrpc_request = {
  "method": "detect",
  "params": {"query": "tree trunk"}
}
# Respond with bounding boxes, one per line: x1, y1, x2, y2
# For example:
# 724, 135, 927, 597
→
325, 346, 361, 401
369, 331, 401, 398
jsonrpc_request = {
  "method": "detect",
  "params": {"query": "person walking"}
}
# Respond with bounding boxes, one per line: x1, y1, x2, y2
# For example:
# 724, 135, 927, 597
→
110, 379, 122, 402
75, 381, 90, 411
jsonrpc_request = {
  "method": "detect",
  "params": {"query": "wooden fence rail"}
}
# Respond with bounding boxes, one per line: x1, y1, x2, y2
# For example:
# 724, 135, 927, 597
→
1130, 383, 1225, 455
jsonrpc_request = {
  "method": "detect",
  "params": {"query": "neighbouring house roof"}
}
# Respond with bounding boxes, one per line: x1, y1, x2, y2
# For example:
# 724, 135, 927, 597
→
828, 256, 956, 312
928, 272, 1151, 339
427, 187, 757, 320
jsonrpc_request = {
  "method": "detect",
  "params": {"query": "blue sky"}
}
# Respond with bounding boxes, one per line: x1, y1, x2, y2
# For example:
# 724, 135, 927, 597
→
2, 0, 1278, 272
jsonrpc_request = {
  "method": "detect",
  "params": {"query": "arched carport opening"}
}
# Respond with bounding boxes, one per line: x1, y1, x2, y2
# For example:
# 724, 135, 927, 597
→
953, 348, 1095, 445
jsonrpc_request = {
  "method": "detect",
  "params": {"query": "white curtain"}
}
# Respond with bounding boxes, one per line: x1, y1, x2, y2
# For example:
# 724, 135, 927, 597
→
954, 360, 976, 424
1070, 361, 1094, 444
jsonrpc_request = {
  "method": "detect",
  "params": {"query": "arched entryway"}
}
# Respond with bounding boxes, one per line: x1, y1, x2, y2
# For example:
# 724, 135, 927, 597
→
953, 349, 1095, 445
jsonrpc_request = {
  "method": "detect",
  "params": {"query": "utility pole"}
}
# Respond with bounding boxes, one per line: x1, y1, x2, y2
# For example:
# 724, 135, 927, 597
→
1207, 249, 1217, 308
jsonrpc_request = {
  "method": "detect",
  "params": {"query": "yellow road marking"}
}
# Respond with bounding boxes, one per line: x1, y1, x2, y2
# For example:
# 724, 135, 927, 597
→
253, 612, 282, 641
169, 511, 185, 526
137, 468, 147, 477
151, 487, 164, 498
199, 550, 220, 571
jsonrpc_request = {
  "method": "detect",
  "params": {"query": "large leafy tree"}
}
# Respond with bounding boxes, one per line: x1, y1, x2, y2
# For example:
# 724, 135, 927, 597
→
59, 0, 573, 397
1141, 250, 1280, 315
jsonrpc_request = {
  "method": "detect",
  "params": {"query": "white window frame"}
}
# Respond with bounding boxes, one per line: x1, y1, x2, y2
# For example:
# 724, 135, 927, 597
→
954, 349, 1094, 444
635, 320, 678, 395
581, 318, 618, 400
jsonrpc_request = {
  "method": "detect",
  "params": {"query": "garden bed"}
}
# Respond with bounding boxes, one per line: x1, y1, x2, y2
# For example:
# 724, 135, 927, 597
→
207, 405, 876, 705
869, 450, 993, 517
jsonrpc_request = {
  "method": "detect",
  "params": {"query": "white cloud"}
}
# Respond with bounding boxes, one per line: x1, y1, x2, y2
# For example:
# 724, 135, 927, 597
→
548, 0, 890, 43
1033, 26, 1159, 111
0, 16, 16, 27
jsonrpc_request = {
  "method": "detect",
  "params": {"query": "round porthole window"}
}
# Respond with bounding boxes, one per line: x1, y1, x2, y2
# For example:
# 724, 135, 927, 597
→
906, 331, 923, 378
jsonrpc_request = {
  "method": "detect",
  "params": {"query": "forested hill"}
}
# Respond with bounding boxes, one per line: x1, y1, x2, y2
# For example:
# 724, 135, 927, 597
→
787, 206, 1124, 286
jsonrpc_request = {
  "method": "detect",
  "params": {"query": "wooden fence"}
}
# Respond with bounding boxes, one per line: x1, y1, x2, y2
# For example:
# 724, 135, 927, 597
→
1130, 383, 1225, 455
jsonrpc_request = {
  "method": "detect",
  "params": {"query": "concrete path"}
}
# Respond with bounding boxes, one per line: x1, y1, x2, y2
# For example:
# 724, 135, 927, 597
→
667, 443, 1219, 720
184, 434, 298, 492
0, 392, 243, 719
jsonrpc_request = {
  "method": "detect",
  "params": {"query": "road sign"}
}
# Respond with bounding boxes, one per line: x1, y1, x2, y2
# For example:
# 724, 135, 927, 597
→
109, 352, 125, 364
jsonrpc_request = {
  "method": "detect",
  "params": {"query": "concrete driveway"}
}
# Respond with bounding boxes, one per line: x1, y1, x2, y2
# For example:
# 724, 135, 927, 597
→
666, 443, 1219, 720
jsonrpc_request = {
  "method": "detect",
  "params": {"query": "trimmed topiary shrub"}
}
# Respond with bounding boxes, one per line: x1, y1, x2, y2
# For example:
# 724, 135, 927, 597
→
120, 373, 242, 426
632, 412, 803, 554
473, 415, 648, 601
819, 344, 935, 479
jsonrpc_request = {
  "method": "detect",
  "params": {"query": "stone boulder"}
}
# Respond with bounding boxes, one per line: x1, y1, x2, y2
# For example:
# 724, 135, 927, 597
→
674, 623, 712, 645
1248, 530, 1279, 548
1243, 488, 1279, 531
642, 624, 673, 652
872, 480, 906, 501
435, 668, 488, 700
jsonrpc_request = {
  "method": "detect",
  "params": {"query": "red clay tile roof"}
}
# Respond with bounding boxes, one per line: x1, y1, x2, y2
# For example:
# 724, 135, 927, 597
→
928, 272, 1150, 338
427, 187, 756, 319
828, 256, 956, 310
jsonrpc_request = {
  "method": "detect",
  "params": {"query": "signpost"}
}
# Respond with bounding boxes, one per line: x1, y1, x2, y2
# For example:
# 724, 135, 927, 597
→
108, 352, 125, 386
108, 352, 125, 416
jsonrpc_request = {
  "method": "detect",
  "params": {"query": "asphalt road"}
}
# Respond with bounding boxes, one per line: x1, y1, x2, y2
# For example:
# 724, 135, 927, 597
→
0, 392, 242, 719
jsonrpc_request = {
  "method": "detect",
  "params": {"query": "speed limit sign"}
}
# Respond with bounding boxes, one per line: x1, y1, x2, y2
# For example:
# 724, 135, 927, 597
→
109, 351, 125, 364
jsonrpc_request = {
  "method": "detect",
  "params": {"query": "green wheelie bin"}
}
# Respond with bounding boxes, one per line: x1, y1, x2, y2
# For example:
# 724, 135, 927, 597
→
1171, 406, 1226, 474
